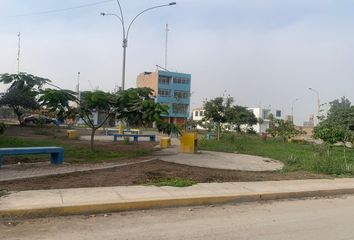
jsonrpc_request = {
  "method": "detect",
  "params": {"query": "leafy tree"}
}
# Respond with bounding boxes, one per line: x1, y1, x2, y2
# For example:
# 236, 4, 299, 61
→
266, 116, 304, 142
39, 89, 78, 122
115, 88, 181, 135
314, 97, 354, 161
0, 87, 39, 124
0, 73, 48, 92
40, 87, 180, 151
225, 105, 257, 132
40, 88, 117, 150
0, 73, 49, 124
203, 96, 233, 140
80, 91, 118, 150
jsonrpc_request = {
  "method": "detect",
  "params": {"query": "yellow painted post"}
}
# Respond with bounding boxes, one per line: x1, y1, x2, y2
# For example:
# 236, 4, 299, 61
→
118, 121, 125, 134
67, 130, 78, 140
160, 137, 171, 148
180, 132, 198, 153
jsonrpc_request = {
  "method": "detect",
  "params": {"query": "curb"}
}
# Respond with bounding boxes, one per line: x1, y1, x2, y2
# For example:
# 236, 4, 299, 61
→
2, 187, 354, 219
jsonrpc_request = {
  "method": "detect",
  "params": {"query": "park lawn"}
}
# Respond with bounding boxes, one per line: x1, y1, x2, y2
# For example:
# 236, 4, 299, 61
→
199, 134, 354, 176
0, 136, 154, 164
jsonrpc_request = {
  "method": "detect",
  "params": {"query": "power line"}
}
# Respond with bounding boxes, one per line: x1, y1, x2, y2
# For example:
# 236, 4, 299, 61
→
5, 0, 114, 18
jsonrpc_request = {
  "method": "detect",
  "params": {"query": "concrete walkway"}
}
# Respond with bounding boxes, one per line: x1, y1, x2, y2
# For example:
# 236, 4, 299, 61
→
2, 178, 354, 218
158, 151, 283, 171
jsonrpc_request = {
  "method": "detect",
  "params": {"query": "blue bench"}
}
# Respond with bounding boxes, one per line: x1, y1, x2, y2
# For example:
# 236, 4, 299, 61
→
0, 147, 64, 168
113, 134, 156, 143
105, 128, 140, 136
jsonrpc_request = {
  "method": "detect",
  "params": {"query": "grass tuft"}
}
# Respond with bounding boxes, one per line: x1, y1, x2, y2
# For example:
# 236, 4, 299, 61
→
148, 177, 196, 187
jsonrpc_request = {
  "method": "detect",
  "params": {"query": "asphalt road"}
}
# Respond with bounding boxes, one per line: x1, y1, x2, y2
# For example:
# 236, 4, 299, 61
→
2, 195, 354, 240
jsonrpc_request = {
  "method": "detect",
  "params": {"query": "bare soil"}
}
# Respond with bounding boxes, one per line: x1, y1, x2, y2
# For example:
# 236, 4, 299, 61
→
0, 125, 330, 191
2, 125, 157, 164
0, 160, 330, 191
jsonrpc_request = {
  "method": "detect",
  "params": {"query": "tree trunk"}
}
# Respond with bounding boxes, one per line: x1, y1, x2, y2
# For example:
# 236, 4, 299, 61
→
236, 124, 241, 133
217, 122, 220, 141
90, 128, 96, 151
13, 107, 22, 126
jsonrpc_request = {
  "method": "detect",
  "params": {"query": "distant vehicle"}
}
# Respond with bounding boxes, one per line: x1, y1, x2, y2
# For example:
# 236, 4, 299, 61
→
23, 115, 58, 126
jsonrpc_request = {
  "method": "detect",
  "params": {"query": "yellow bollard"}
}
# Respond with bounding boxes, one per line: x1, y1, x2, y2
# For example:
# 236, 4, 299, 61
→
160, 137, 171, 148
180, 132, 198, 153
67, 130, 78, 140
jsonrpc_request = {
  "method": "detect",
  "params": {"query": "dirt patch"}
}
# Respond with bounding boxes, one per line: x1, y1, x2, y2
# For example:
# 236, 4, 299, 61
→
2, 125, 157, 165
0, 160, 330, 191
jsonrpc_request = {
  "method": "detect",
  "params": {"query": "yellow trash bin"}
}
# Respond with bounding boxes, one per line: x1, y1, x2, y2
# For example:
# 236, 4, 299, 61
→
160, 137, 171, 148
180, 132, 198, 153
67, 130, 78, 140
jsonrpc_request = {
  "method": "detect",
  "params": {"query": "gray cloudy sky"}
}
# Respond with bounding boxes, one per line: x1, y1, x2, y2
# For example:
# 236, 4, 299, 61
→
1, 0, 354, 124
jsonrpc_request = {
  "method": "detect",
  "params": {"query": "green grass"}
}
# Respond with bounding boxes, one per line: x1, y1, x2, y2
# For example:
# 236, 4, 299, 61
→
199, 133, 354, 176
0, 136, 153, 164
148, 177, 197, 187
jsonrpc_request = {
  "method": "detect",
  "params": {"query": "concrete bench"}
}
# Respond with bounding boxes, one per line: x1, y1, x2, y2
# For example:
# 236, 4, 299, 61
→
113, 134, 156, 143
0, 147, 64, 168
105, 128, 140, 136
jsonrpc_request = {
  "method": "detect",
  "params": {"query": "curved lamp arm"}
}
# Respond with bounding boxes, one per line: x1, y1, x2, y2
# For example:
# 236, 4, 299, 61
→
126, 2, 176, 39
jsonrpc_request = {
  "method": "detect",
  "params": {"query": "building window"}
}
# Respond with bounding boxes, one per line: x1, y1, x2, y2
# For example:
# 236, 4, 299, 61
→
172, 103, 189, 114
174, 90, 189, 99
173, 77, 190, 84
195, 111, 199, 117
276, 110, 282, 118
158, 89, 171, 97
262, 109, 271, 119
159, 76, 171, 85
200, 111, 204, 116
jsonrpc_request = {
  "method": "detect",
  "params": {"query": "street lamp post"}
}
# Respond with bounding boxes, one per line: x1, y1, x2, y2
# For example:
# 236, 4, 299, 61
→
291, 98, 299, 123
101, 1, 176, 91
308, 87, 320, 124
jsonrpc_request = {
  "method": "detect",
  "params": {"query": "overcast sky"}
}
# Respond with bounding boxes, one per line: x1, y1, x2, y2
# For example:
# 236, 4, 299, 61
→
1, 0, 354, 124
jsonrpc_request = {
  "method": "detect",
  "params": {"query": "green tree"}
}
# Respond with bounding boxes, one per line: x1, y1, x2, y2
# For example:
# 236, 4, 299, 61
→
203, 96, 233, 141
40, 87, 180, 150
0, 87, 39, 124
0, 73, 49, 124
115, 88, 180, 135
314, 97, 354, 161
39, 89, 78, 122
0, 73, 48, 91
266, 116, 304, 142
40, 88, 117, 150
225, 105, 257, 133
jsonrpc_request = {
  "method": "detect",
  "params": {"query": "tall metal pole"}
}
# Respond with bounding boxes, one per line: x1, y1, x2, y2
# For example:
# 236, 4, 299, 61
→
308, 87, 320, 125
17, 32, 21, 73
165, 23, 169, 69
77, 72, 81, 102
122, 39, 127, 91
101, 2, 176, 91
291, 98, 299, 123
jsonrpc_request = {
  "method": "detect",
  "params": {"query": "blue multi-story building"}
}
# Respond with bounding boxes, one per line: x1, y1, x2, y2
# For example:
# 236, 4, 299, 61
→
137, 70, 191, 124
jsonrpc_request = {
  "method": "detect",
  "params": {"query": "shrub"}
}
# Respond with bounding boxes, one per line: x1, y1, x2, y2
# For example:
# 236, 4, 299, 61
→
0, 122, 6, 134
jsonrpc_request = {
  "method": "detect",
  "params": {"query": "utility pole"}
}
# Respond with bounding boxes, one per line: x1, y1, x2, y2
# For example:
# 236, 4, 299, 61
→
77, 72, 81, 102
17, 32, 21, 73
100, 1, 176, 90
165, 23, 169, 69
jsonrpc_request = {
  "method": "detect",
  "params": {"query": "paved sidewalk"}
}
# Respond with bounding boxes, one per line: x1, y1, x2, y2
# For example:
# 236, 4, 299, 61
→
1, 178, 354, 218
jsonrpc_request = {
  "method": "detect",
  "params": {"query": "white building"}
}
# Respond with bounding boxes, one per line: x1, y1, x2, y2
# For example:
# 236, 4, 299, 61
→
248, 107, 283, 133
192, 106, 283, 134
192, 108, 205, 121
